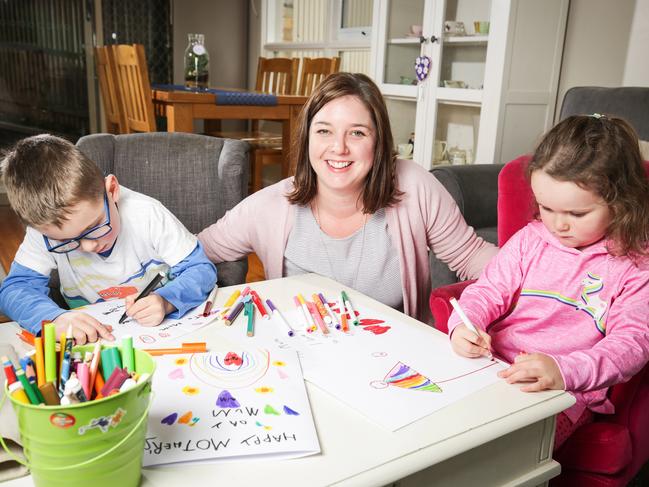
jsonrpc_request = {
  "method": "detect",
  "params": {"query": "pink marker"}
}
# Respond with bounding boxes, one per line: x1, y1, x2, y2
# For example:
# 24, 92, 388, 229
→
77, 362, 91, 400
307, 302, 329, 335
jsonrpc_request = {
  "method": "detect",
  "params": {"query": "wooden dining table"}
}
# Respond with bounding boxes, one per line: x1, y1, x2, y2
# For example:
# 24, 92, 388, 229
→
152, 87, 308, 178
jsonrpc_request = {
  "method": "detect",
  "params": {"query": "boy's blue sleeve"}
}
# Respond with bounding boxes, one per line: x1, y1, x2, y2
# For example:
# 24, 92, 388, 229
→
0, 262, 66, 334
155, 241, 217, 318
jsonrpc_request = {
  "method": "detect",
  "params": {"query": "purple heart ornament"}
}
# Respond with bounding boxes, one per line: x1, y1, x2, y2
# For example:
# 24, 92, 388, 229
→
414, 56, 431, 82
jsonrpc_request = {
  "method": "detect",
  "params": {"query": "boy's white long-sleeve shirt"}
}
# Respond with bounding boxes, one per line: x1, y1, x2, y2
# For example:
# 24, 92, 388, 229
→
448, 221, 649, 421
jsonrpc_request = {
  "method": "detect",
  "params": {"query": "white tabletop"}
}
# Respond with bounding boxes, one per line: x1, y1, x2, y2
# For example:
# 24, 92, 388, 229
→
1, 273, 575, 486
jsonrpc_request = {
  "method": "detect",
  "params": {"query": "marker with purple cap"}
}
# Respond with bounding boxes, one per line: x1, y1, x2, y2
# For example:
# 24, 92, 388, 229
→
266, 299, 296, 337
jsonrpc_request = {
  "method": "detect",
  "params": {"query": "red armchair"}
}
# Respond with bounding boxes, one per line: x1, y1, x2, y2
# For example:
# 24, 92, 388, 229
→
429, 155, 649, 487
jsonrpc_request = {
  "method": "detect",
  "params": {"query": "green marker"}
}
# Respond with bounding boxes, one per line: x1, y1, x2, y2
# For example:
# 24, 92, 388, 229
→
16, 368, 41, 405
244, 295, 255, 337
121, 335, 135, 373
341, 290, 359, 326
43, 323, 57, 384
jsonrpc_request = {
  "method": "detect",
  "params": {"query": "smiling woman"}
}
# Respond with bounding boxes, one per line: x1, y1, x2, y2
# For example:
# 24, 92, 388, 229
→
198, 72, 497, 322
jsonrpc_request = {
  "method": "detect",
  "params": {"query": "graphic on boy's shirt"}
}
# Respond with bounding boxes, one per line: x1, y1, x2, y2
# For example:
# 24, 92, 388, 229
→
61, 259, 169, 309
520, 272, 608, 334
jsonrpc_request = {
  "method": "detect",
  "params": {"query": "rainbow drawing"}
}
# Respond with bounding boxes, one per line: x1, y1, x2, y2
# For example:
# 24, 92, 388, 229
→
384, 362, 442, 392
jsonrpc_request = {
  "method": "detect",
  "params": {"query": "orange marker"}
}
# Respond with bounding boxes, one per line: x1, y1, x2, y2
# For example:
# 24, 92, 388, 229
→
340, 302, 349, 332
34, 336, 46, 387
93, 369, 105, 400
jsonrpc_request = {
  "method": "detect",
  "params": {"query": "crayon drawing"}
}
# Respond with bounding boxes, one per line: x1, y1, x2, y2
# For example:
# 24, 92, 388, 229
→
144, 348, 320, 466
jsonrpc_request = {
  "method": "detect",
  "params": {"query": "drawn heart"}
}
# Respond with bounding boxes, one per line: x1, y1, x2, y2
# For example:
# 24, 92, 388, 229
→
414, 55, 431, 82
363, 325, 391, 335
161, 412, 178, 425
224, 352, 243, 366
359, 318, 385, 326
168, 368, 184, 380
178, 411, 193, 424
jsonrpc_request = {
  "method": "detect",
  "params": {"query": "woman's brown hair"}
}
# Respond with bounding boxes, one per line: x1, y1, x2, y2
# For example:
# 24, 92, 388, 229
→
287, 72, 402, 213
528, 115, 649, 257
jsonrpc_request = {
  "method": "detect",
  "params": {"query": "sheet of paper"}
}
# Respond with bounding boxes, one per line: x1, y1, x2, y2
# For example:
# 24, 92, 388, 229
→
214, 297, 506, 431
144, 348, 320, 466
76, 299, 221, 347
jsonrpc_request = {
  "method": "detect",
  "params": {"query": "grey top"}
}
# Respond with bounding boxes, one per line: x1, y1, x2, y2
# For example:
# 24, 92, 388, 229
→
284, 205, 403, 310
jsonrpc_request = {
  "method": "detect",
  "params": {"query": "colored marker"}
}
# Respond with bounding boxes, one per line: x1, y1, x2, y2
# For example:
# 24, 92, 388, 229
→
319, 293, 341, 329
449, 297, 494, 360
34, 336, 46, 387
250, 290, 269, 319
43, 322, 57, 384
142, 342, 207, 356
223, 286, 251, 325
307, 302, 329, 334
244, 295, 255, 337
88, 342, 101, 400
77, 362, 91, 400
16, 368, 40, 405
340, 300, 349, 332
219, 289, 242, 318
1, 356, 17, 385
119, 270, 166, 324
121, 335, 135, 373
266, 299, 296, 337
312, 293, 332, 324
297, 294, 316, 332
58, 327, 67, 377
341, 291, 359, 326
8, 382, 30, 405
58, 350, 72, 396
38, 382, 61, 406
293, 296, 311, 332
202, 284, 219, 317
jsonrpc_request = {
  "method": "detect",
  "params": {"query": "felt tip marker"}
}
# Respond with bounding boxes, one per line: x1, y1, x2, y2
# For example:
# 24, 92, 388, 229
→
119, 271, 165, 324
202, 284, 219, 317
449, 297, 494, 360
266, 299, 296, 337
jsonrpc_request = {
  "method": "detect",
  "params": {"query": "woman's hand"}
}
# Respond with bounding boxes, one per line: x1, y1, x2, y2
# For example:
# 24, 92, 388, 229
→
53, 311, 115, 344
124, 293, 175, 327
450, 324, 492, 358
498, 352, 565, 392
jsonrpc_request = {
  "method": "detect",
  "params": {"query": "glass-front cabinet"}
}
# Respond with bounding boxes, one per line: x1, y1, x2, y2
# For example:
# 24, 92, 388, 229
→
371, 0, 570, 169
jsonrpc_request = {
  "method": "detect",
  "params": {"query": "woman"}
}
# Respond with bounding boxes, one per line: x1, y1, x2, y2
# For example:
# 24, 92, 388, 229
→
198, 72, 496, 322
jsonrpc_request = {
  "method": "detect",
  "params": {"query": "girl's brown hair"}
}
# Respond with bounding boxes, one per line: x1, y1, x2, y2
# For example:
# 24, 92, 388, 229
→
528, 115, 649, 257
287, 72, 402, 213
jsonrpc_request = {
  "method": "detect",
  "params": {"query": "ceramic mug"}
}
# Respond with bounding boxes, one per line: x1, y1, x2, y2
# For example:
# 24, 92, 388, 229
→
397, 143, 414, 158
433, 140, 447, 162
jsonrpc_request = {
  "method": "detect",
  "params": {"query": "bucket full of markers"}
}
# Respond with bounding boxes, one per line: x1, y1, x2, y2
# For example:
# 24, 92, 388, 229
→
2, 338, 155, 487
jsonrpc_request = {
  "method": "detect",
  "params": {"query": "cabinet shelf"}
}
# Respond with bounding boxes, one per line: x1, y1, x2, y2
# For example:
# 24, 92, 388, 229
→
436, 87, 482, 104
443, 35, 488, 46
388, 37, 422, 45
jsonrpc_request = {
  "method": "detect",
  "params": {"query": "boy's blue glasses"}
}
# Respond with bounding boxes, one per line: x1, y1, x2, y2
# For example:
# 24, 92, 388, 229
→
43, 193, 112, 254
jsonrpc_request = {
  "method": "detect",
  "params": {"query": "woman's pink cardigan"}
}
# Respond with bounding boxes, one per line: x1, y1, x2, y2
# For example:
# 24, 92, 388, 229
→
198, 159, 497, 323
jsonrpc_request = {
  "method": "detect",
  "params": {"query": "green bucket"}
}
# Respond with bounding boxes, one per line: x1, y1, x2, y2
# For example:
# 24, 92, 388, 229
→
2, 345, 155, 487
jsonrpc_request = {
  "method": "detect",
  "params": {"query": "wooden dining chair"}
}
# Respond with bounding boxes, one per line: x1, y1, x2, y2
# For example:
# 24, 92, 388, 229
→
111, 44, 156, 133
209, 56, 299, 192
94, 46, 127, 134
297, 57, 341, 96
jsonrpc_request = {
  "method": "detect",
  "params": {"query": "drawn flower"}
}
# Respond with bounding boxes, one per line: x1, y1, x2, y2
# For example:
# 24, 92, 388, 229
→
272, 361, 286, 367
174, 358, 188, 366
254, 386, 274, 394
182, 385, 200, 395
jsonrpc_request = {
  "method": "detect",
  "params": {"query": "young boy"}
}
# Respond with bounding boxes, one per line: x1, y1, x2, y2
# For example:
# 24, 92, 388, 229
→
0, 134, 217, 343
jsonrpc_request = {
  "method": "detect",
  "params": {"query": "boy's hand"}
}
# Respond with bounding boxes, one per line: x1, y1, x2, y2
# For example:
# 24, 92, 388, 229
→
498, 352, 565, 392
450, 324, 492, 358
53, 311, 115, 344
124, 293, 175, 327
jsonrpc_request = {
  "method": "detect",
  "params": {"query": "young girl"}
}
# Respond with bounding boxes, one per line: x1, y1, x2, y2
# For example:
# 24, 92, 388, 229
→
448, 114, 649, 450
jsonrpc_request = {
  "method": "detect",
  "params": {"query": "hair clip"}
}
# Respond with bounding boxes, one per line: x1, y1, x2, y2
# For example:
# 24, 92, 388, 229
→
590, 113, 606, 119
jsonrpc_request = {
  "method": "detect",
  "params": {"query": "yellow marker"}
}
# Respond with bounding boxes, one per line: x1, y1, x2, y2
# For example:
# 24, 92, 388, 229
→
58, 329, 66, 376
34, 336, 46, 387
219, 289, 241, 318
8, 381, 30, 405
297, 294, 317, 332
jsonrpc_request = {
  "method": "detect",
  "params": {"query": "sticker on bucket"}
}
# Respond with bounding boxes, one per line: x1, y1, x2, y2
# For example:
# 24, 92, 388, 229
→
78, 407, 127, 435
50, 412, 76, 429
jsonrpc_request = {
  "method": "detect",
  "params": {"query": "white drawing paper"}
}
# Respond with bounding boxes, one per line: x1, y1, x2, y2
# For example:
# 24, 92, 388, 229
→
144, 348, 320, 466
214, 296, 507, 431
76, 298, 220, 347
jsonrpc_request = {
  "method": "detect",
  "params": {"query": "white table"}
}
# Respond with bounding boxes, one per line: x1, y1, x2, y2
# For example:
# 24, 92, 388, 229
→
2, 273, 574, 487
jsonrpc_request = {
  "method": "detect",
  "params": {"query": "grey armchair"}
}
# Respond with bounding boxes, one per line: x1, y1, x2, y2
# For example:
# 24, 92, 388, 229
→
76, 132, 250, 286
428, 164, 503, 289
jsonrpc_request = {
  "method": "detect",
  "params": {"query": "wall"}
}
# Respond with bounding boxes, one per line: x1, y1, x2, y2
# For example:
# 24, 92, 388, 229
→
554, 0, 641, 119
623, 0, 649, 85
173, 0, 248, 88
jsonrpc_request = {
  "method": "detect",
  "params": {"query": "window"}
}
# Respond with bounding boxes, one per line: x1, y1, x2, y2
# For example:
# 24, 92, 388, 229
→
263, 0, 373, 75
